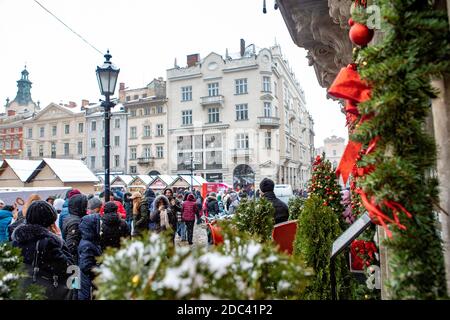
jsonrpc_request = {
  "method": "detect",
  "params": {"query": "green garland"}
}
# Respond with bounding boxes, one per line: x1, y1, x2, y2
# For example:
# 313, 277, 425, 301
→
353, 0, 450, 299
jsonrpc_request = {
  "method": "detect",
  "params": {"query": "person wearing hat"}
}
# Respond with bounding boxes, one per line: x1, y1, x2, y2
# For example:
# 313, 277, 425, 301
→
11, 200, 74, 300
259, 178, 289, 224
46, 196, 56, 206
0, 199, 5, 210
87, 197, 102, 215
62, 194, 88, 265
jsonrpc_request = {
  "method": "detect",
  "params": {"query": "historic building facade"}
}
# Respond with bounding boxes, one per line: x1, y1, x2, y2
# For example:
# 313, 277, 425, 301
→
0, 68, 39, 159
166, 43, 314, 190
119, 79, 168, 175
315, 135, 346, 169
22, 102, 86, 161
85, 102, 128, 175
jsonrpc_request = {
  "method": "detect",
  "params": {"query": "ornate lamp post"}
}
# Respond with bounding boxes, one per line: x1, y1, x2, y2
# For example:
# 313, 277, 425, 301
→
185, 155, 200, 193
96, 50, 120, 201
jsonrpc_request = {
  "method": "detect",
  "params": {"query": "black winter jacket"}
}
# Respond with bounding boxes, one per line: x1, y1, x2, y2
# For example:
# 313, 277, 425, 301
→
206, 197, 219, 216
263, 191, 289, 224
62, 194, 88, 264
11, 223, 74, 298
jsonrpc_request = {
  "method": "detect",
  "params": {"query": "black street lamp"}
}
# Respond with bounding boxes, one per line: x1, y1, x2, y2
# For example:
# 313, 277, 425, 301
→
96, 50, 120, 202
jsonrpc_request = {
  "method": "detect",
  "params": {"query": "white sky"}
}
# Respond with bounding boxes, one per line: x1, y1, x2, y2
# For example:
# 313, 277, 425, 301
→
0, 0, 347, 147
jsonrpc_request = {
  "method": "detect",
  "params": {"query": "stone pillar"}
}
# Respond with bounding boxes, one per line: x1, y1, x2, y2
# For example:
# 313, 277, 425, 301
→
431, 76, 450, 296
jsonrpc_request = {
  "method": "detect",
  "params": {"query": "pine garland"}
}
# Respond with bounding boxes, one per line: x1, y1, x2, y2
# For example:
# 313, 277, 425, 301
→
353, 0, 450, 299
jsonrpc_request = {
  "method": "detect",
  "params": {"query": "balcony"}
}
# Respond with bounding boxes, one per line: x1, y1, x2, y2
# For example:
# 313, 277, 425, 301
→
137, 157, 154, 166
288, 110, 296, 121
231, 148, 253, 157
200, 95, 224, 107
257, 117, 280, 128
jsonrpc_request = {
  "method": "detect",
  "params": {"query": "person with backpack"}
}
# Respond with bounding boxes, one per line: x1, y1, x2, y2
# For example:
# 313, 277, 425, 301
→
62, 194, 88, 265
182, 194, 198, 246
206, 192, 220, 219
130, 192, 148, 237
78, 201, 130, 300
11, 201, 74, 300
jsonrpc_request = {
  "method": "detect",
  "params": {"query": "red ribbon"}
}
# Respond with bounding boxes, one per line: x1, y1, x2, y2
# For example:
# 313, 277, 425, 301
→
336, 140, 363, 185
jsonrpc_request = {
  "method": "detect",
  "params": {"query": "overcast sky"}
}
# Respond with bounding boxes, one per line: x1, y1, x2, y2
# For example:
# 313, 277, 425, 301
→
0, 0, 347, 147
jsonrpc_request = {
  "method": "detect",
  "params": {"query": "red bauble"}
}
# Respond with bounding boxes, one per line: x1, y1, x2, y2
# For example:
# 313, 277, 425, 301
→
349, 23, 374, 46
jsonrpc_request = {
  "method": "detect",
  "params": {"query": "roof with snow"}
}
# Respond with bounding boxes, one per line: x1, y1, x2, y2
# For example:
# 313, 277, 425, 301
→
0, 159, 42, 182
135, 175, 155, 185
150, 175, 177, 186
28, 158, 99, 183
177, 175, 207, 186
111, 175, 135, 186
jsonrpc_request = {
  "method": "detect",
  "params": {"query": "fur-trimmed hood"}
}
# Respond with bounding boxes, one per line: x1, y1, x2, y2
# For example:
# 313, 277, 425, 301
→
153, 195, 170, 208
11, 223, 64, 247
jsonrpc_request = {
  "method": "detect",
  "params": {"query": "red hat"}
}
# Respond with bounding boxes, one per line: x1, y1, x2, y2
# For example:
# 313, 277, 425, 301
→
67, 189, 81, 199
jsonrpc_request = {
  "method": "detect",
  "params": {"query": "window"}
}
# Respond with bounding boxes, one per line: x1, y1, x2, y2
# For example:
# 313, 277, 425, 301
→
333, 149, 337, 156
126, 96, 131, 102
265, 132, 272, 149
208, 82, 219, 96
206, 151, 222, 169
90, 156, 95, 168
130, 127, 137, 139
50, 142, 56, 158
64, 143, 69, 156
208, 108, 220, 123
13, 140, 19, 149
78, 123, 84, 133
64, 124, 70, 134
236, 133, 249, 149
51, 125, 56, 136
27, 128, 32, 139
39, 145, 44, 157
156, 145, 164, 158
143, 125, 151, 137
181, 86, 192, 101
134, 94, 139, 100
130, 110, 137, 117
40, 127, 45, 138
27, 145, 32, 157
235, 78, 248, 95
182, 110, 192, 125
114, 136, 120, 147
156, 124, 163, 137
143, 146, 151, 159
91, 121, 96, 131
157, 106, 164, 113
144, 107, 151, 115
264, 102, 272, 117
130, 147, 137, 160
114, 155, 120, 168
114, 118, 120, 128
90, 138, 96, 148
130, 166, 137, 174
77, 141, 83, 155
263, 76, 271, 92
235, 104, 248, 121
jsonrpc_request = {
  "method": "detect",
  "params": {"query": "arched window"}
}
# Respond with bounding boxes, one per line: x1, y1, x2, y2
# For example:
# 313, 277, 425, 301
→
233, 164, 255, 191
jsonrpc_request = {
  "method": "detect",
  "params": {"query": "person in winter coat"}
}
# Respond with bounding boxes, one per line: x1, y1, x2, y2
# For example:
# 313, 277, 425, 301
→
78, 202, 129, 300
11, 201, 74, 300
99, 195, 127, 219
144, 188, 157, 230
0, 205, 14, 242
150, 195, 177, 240
87, 197, 102, 215
123, 192, 133, 228
206, 192, 220, 218
164, 189, 184, 241
130, 192, 148, 236
259, 178, 289, 224
59, 189, 81, 237
62, 194, 88, 265
227, 192, 240, 215
182, 194, 198, 245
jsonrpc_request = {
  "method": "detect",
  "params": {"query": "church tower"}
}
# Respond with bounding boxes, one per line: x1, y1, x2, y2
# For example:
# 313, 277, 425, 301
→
5, 66, 38, 116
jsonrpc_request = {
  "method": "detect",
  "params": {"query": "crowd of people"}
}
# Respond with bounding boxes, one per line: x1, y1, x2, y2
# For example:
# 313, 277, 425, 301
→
0, 177, 289, 300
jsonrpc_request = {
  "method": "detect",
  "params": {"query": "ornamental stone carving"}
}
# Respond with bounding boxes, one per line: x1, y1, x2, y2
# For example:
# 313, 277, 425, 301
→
278, 0, 353, 88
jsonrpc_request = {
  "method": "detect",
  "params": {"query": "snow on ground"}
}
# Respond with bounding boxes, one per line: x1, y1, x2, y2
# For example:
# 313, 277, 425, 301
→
175, 222, 208, 249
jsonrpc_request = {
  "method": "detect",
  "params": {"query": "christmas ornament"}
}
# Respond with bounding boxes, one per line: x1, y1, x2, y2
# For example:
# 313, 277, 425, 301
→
349, 20, 374, 46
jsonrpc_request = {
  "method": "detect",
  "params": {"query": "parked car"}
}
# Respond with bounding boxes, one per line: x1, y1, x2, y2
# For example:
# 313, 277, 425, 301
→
274, 184, 294, 205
